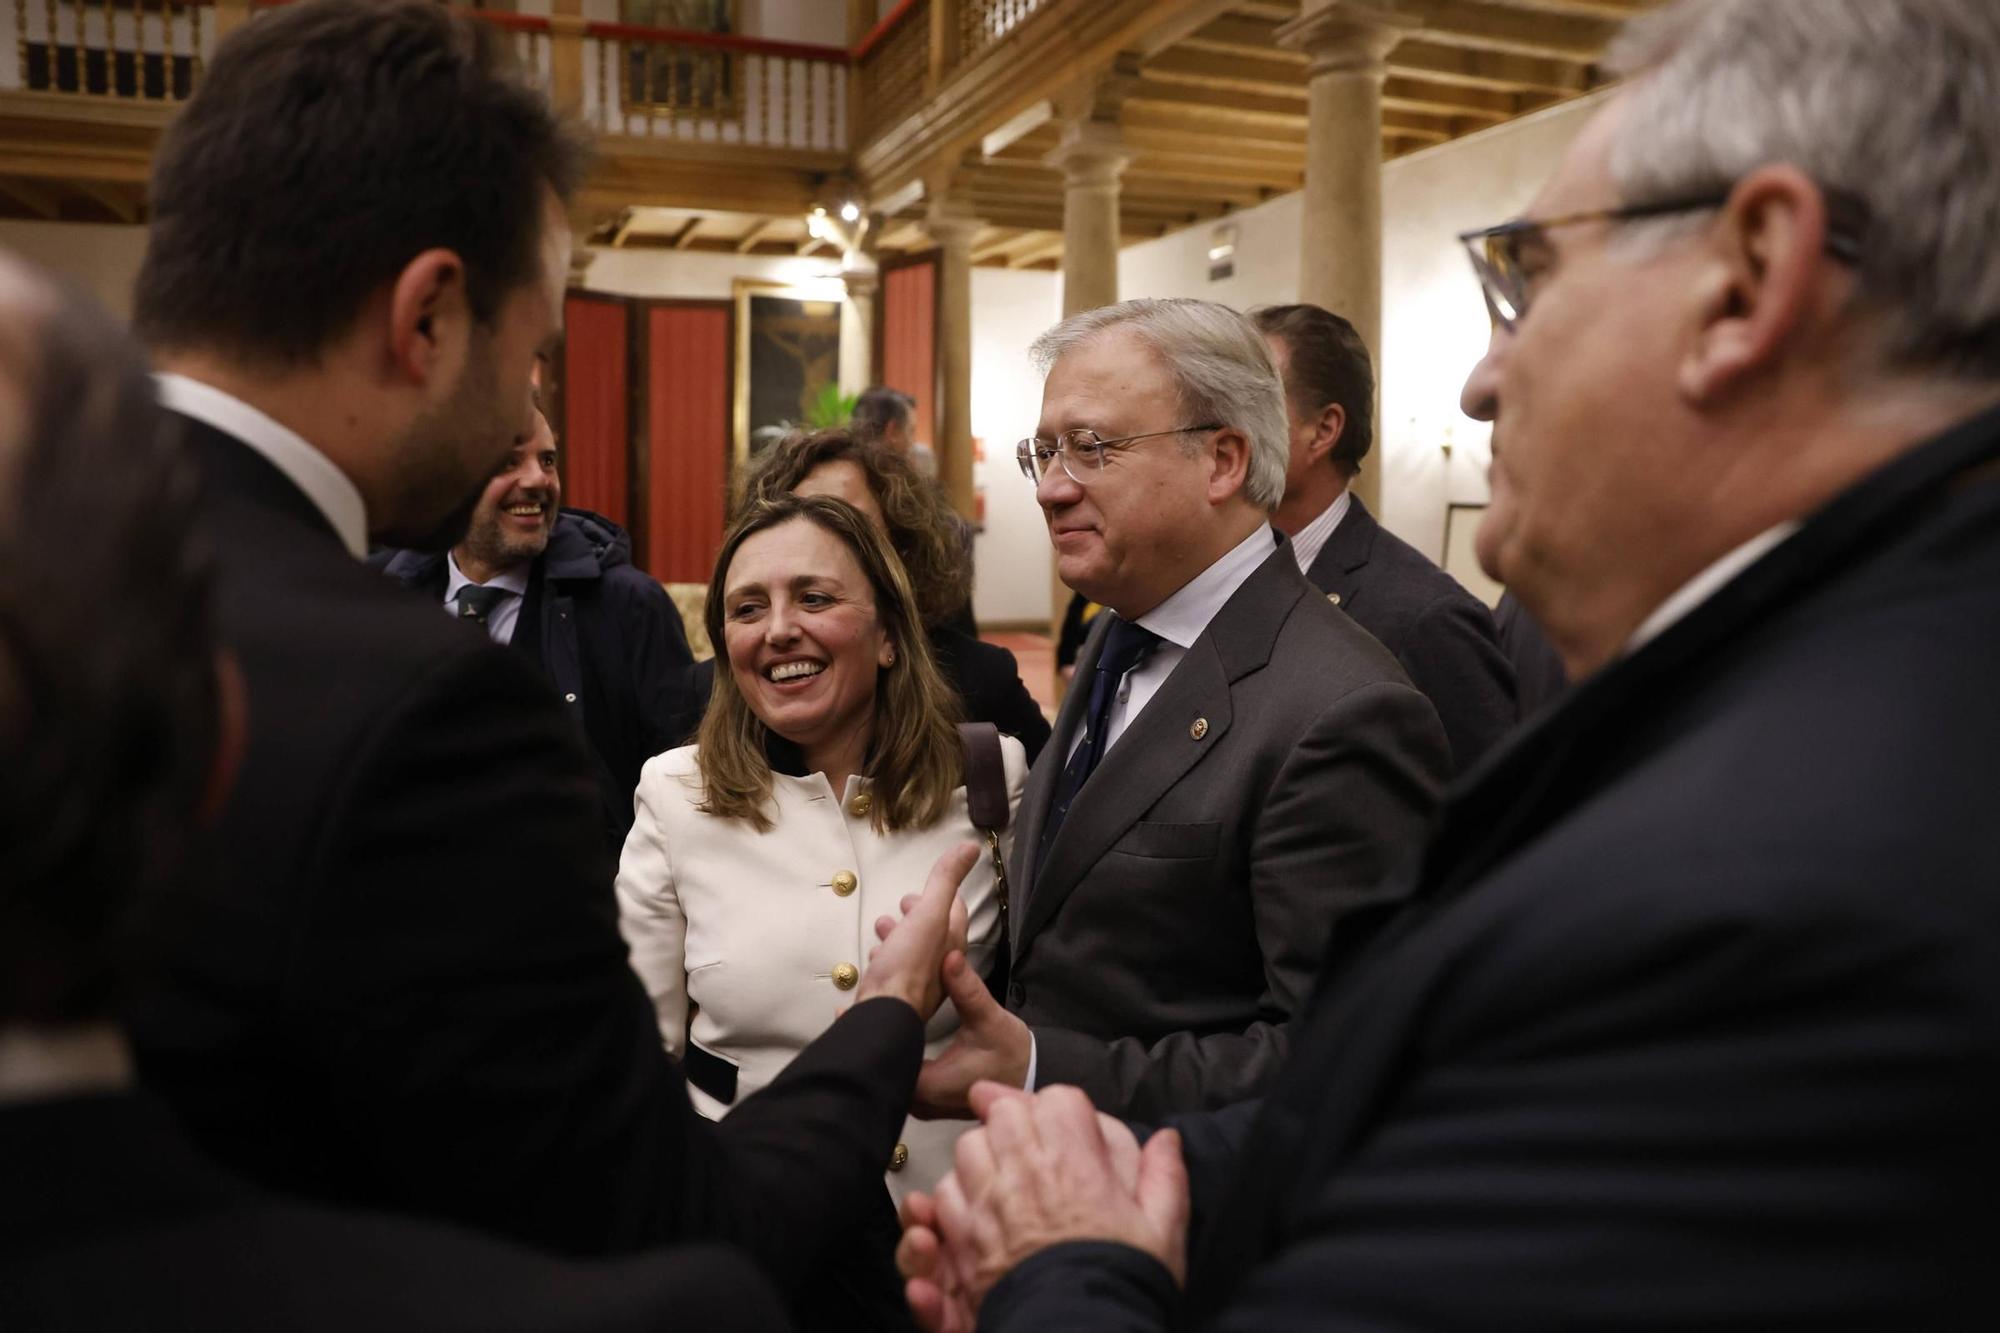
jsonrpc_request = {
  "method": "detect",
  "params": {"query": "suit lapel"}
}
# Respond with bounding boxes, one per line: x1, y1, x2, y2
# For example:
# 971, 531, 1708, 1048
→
1007, 615, 1101, 948
1013, 545, 1304, 954
1015, 642, 1234, 950
1304, 493, 1377, 609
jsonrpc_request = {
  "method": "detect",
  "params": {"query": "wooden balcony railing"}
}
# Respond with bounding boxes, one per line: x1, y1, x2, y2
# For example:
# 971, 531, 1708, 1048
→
2, 0, 212, 102
0, 0, 1047, 164
0, 1, 850, 156
581, 22, 847, 153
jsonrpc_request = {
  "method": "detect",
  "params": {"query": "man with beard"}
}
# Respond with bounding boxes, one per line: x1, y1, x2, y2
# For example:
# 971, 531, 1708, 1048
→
379, 403, 696, 852
124, 4, 974, 1326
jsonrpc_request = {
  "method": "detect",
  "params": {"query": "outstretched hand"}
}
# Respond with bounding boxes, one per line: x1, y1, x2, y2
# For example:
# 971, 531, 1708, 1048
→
912, 951, 1033, 1118
853, 842, 978, 1022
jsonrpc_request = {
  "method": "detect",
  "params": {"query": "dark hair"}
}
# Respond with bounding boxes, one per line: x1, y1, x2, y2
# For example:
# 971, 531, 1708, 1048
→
134, 0, 586, 366
851, 386, 916, 442
696, 494, 963, 834
0, 273, 219, 1024
1251, 304, 1375, 477
735, 428, 969, 629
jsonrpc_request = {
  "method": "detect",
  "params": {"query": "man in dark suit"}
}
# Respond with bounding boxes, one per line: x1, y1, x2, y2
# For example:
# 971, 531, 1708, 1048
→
119, 5, 969, 1327
913, 298, 1449, 1123
896, 4, 2000, 1329
1253, 303, 1516, 768
0, 256, 785, 1331
379, 404, 696, 852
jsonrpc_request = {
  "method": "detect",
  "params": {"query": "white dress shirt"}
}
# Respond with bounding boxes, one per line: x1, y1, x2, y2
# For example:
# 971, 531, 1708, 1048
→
1626, 522, 1802, 655
1068, 523, 1281, 763
443, 551, 531, 646
1287, 488, 1353, 576
155, 373, 369, 559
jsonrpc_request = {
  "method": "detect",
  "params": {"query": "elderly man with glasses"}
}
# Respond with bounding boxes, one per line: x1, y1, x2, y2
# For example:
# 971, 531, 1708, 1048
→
909, 297, 1450, 1125
896, 3, 2000, 1331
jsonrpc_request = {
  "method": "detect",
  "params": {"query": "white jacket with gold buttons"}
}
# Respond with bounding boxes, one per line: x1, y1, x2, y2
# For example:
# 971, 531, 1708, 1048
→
615, 740, 1027, 1200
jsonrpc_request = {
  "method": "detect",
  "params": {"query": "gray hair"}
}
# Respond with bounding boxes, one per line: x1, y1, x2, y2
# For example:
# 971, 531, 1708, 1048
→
1029, 298, 1290, 511
1605, 0, 2000, 380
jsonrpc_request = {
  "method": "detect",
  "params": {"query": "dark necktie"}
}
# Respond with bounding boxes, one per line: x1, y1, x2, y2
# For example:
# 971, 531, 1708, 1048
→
455, 584, 511, 628
1035, 615, 1162, 873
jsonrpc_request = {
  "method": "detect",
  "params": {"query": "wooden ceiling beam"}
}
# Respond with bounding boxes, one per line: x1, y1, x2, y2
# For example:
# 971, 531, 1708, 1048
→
733, 218, 777, 253
1392, 0, 1619, 63
1390, 39, 1597, 94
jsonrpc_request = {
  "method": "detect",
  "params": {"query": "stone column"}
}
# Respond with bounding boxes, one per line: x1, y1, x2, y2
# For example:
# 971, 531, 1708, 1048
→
928, 203, 981, 520
1277, 1, 1417, 515
1046, 121, 1130, 319
839, 258, 879, 399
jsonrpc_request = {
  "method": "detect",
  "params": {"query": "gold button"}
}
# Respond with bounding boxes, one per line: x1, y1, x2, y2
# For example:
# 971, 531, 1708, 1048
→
849, 793, 872, 817
831, 962, 859, 990
1327, 593, 1342, 606
1190, 717, 1209, 740
831, 869, 858, 897
888, 1142, 909, 1172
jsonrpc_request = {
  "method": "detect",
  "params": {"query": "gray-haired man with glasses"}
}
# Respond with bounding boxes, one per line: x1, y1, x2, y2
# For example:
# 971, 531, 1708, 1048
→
912, 297, 1449, 1125
897, 3, 2000, 1331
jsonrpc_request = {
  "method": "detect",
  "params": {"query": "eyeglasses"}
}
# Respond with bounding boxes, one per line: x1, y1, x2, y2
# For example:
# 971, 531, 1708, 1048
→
1015, 425, 1223, 485
1458, 186, 1870, 331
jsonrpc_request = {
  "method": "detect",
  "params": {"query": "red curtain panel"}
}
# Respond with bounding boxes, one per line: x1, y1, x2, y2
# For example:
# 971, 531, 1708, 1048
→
562, 295, 630, 527
645, 303, 732, 584
880, 259, 936, 447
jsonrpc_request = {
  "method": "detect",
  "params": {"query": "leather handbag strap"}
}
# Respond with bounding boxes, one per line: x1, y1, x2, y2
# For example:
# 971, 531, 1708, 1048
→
959, 722, 1011, 832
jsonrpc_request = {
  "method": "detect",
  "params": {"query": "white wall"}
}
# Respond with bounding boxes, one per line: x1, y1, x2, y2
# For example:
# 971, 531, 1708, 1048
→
0, 221, 148, 321
1115, 92, 1609, 567
969, 266, 1061, 624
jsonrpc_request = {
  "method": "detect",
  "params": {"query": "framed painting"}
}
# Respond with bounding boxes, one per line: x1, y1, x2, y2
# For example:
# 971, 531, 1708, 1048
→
733, 279, 844, 464
620, 0, 741, 119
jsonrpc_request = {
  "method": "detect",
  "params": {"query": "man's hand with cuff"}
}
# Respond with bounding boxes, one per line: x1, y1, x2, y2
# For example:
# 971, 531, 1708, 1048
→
912, 951, 1036, 1117
897, 1082, 1190, 1331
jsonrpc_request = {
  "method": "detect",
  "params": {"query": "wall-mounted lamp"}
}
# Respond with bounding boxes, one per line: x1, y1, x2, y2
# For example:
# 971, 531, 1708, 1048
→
1208, 223, 1237, 282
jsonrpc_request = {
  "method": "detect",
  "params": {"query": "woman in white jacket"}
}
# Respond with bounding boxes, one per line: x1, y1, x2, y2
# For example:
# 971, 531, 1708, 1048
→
616, 491, 1026, 1205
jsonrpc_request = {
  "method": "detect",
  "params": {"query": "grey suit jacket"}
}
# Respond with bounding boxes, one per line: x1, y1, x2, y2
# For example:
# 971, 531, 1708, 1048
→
1008, 539, 1450, 1120
1304, 496, 1517, 771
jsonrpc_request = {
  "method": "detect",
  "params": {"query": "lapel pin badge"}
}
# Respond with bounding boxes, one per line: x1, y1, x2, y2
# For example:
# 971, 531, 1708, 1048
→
1190, 718, 1209, 741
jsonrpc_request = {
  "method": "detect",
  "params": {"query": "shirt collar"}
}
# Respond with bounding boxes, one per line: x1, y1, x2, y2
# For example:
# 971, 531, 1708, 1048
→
1625, 521, 1802, 656
444, 550, 532, 603
1288, 489, 1352, 575
156, 373, 370, 559
1137, 524, 1280, 650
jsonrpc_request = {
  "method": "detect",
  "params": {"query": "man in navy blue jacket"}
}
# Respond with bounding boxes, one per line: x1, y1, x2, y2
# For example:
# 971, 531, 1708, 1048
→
380, 406, 695, 852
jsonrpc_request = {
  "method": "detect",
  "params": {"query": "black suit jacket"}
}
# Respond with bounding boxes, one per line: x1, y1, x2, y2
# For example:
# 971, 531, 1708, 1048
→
127, 419, 923, 1326
982, 408, 2000, 1330
1008, 538, 1449, 1119
1304, 496, 1516, 769
380, 512, 698, 850
0, 1092, 786, 1332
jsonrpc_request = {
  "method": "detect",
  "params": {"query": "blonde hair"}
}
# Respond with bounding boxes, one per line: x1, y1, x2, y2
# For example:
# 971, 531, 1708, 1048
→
695, 494, 964, 833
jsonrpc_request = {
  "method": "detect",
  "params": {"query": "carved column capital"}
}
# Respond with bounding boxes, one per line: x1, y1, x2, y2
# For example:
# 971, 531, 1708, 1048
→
1276, 1, 1421, 79
1045, 120, 1131, 191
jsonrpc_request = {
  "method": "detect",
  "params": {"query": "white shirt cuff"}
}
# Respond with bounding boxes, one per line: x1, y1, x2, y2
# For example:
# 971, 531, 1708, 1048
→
1024, 1032, 1037, 1091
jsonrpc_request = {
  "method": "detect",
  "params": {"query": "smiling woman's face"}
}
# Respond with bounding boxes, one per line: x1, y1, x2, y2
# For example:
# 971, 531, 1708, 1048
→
720, 516, 894, 755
